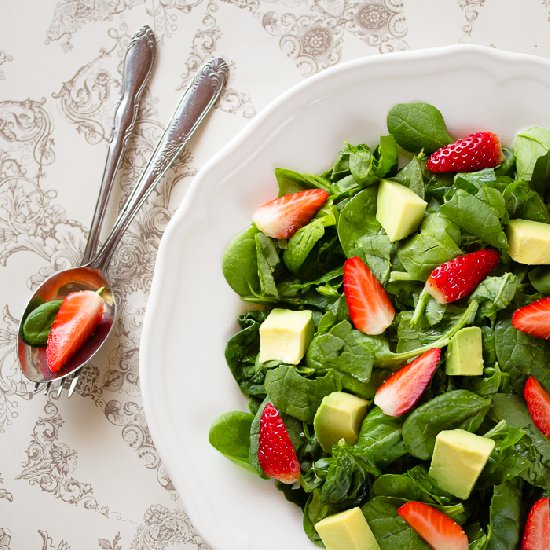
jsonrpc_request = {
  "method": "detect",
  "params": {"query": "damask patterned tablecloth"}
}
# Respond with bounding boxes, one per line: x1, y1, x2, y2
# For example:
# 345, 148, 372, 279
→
2, 1, 550, 549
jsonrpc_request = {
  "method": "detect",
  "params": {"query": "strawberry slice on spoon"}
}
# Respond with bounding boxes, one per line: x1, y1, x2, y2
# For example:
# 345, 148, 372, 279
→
253, 188, 329, 239
46, 290, 105, 373
343, 256, 395, 335
374, 348, 441, 417
398, 501, 469, 550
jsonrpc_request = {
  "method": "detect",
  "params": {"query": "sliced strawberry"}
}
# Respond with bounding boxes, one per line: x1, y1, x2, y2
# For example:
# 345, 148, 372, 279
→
524, 377, 550, 438
252, 188, 329, 239
425, 249, 500, 304
46, 290, 104, 373
426, 131, 503, 173
513, 296, 550, 340
343, 256, 395, 335
521, 497, 550, 550
258, 402, 300, 484
374, 348, 440, 417
398, 501, 469, 550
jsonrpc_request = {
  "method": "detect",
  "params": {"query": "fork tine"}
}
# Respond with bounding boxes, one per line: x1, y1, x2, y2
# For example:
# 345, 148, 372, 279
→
67, 374, 80, 397
44, 381, 51, 395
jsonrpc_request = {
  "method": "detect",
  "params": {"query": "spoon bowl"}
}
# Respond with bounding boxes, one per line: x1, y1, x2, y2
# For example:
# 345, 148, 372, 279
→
17, 267, 115, 383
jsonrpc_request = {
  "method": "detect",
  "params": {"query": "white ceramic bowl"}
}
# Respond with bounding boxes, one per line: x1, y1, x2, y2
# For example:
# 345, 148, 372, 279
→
140, 45, 550, 549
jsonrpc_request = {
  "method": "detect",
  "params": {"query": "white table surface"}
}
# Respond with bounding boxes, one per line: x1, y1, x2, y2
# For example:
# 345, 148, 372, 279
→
2, 0, 550, 548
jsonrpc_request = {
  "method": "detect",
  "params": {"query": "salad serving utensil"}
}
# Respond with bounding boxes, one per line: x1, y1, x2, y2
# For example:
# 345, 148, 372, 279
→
17, 55, 229, 395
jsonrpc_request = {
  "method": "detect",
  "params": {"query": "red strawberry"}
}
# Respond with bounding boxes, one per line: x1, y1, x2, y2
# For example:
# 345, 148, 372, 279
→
258, 402, 300, 484
252, 188, 329, 239
426, 249, 500, 304
521, 497, 550, 550
426, 131, 503, 173
524, 377, 550, 439
398, 501, 469, 550
46, 290, 104, 373
513, 296, 550, 340
374, 348, 441, 417
343, 256, 395, 335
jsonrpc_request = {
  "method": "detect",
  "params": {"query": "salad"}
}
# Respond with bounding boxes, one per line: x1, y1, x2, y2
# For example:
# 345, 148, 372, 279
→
209, 102, 550, 549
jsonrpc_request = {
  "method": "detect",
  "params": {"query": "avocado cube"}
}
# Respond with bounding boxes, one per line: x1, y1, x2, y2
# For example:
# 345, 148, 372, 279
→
376, 179, 427, 242
429, 429, 495, 499
446, 326, 484, 376
259, 308, 313, 364
315, 507, 380, 550
508, 219, 550, 264
314, 392, 368, 453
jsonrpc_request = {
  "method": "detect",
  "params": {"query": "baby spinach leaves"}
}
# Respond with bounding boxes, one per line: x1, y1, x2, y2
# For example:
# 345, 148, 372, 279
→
387, 102, 453, 154
21, 299, 62, 346
264, 366, 340, 423
208, 411, 256, 474
222, 226, 261, 296
402, 390, 492, 460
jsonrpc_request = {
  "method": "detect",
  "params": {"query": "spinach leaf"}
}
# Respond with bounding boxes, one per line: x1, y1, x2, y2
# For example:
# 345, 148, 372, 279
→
225, 311, 268, 397
440, 189, 508, 249
514, 127, 550, 181
303, 490, 334, 545
255, 232, 280, 297
306, 320, 387, 383
486, 480, 522, 550
374, 135, 399, 179
393, 154, 426, 199
264, 365, 340, 423
283, 219, 325, 274
283, 203, 336, 273
468, 274, 519, 320
320, 441, 379, 508
531, 150, 550, 200
386, 102, 453, 154
478, 421, 529, 488
337, 188, 393, 282
275, 167, 331, 195
462, 363, 509, 397
528, 266, 550, 293
396, 212, 461, 281
21, 299, 62, 346
354, 407, 407, 468
362, 497, 430, 549
373, 465, 457, 506
208, 411, 257, 474
503, 179, 550, 223
222, 226, 261, 296
490, 393, 550, 491
494, 318, 547, 391
403, 390, 492, 460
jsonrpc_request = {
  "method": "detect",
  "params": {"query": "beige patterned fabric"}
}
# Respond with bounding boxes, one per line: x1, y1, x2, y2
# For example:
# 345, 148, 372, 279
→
1, 1, 550, 548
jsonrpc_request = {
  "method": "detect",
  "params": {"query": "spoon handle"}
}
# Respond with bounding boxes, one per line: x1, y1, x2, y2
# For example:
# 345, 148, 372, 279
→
81, 25, 156, 264
88, 56, 229, 271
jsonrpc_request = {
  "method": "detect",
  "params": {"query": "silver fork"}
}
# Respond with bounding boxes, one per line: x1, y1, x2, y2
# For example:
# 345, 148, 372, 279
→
34, 25, 156, 397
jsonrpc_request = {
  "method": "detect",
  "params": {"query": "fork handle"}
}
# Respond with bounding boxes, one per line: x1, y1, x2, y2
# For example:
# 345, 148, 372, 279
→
81, 25, 156, 264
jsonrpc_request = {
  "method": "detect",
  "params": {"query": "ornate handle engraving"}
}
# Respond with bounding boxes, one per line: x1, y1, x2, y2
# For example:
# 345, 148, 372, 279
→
88, 57, 229, 271
81, 25, 156, 263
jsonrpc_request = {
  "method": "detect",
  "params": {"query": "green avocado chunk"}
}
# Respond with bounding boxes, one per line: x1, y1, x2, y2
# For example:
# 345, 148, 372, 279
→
446, 326, 484, 376
376, 179, 427, 242
314, 391, 368, 453
429, 429, 495, 499
315, 507, 380, 550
